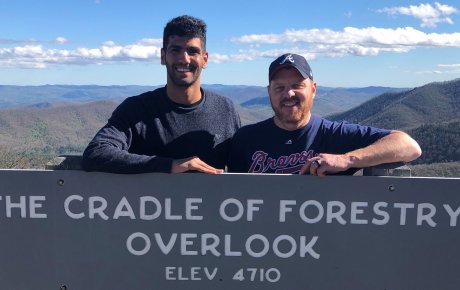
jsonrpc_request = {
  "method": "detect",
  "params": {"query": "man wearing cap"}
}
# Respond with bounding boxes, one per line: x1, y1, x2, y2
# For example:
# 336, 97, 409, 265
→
228, 53, 421, 176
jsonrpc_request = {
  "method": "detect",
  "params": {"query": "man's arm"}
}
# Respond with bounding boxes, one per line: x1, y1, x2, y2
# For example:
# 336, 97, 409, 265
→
300, 130, 422, 176
82, 124, 172, 173
82, 127, 223, 174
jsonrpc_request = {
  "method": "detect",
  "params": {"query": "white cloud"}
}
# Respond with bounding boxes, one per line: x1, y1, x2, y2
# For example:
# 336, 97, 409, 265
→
416, 69, 460, 75
123, 44, 159, 59
0, 39, 163, 68
232, 27, 460, 47
416, 70, 443, 74
138, 38, 163, 46
437, 63, 460, 74
417, 63, 460, 75
438, 63, 460, 68
228, 26, 460, 61
54, 37, 68, 45
1, 26, 459, 68
377, 2, 458, 27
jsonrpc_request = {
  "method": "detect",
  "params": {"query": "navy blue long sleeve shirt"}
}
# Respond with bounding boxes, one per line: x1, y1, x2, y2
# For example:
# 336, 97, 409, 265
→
83, 86, 241, 173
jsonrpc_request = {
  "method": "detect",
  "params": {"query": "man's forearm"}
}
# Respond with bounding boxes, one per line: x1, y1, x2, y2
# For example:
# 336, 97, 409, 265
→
344, 130, 422, 168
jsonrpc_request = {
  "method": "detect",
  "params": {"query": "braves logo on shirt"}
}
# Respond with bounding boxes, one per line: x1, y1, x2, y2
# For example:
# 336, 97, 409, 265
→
248, 150, 316, 174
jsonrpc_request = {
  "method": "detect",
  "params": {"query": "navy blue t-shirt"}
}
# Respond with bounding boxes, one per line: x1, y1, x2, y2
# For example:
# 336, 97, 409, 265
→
228, 115, 391, 175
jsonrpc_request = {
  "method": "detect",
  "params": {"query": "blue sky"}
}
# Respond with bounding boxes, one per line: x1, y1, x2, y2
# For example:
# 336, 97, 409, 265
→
1, 0, 459, 88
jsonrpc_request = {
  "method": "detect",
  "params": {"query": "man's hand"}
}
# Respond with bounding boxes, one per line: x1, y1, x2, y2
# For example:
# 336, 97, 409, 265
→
171, 156, 224, 174
300, 154, 352, 176
300, 131, 422, 176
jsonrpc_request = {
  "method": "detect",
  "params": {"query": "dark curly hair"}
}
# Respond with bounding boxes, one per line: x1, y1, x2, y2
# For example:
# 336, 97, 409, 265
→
163, 15, 207, 51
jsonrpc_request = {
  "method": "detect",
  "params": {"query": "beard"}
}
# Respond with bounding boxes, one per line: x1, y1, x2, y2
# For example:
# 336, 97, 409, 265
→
270, 96, 313, 129
165, 62, 202, 88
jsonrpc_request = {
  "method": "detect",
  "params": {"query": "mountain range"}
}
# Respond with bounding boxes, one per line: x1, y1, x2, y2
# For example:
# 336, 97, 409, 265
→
0, 84, 406, 114
0, 83, 407, 126
0, 79, 459, 175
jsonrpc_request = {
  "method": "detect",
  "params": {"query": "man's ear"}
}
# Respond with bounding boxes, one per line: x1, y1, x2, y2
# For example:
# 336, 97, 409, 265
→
202, 51, 209, 69
311, 81, 317, 99
160, 48, 166, 65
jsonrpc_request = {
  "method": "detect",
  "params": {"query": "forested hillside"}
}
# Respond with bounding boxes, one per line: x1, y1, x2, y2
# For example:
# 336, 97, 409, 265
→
408, 121, 460, 164
328, 79, 460, 130
0, 101, 117, 168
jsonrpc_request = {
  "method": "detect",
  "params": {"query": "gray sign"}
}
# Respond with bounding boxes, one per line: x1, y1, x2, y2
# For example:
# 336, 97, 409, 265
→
0, 170, 459, 290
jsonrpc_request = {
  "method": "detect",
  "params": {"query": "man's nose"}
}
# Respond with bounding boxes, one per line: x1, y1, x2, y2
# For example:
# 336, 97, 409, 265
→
284, 89, 295, 97
178, 50, 191, 62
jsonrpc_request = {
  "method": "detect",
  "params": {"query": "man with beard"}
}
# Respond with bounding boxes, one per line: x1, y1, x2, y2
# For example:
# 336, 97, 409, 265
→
228, 53, 421, 176
83, 15, 240, 174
